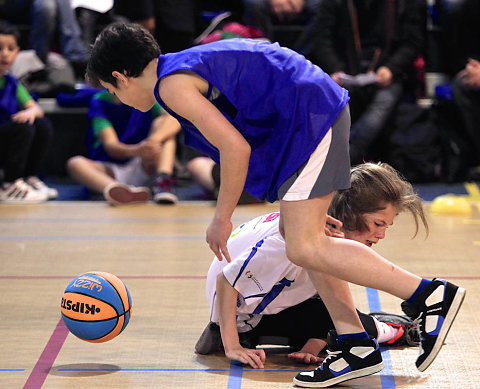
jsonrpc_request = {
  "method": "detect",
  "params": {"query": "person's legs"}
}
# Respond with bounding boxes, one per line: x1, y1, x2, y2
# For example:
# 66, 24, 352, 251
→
150, 136, 178, 204
452, 75, 480, 165
349, 82, 403, 164
186, 156, 216, 193
0, 121, 35, 182
23, 117, 53, 178
280, 196, 422, 331
66, 155, 116, 193
55, 0, 89, 62
30, 0, 56, 62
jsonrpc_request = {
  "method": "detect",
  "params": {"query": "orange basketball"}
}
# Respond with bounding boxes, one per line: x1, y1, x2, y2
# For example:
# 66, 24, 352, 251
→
61, 271, 132, 343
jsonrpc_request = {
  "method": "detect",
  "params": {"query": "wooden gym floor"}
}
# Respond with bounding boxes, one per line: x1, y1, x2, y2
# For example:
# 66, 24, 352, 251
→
1, 194, 479, 389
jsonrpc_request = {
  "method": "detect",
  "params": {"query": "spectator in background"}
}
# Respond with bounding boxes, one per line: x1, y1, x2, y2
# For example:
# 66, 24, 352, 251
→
242, 0, 321, 55
453, 59, 480, 180
0, 21, 57, 203
67, 90, 181, 205
0, 0, 89, 76
441, 0, 480, 179
114, 0, 197, 53
311, 0, 424, 165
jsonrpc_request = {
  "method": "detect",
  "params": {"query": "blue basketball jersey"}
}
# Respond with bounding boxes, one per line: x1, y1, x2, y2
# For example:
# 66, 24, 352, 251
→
154, 39, 349, 202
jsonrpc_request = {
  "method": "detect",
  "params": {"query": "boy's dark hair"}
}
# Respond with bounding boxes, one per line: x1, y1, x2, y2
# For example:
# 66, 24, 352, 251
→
86, 22, 161, 88
0, 21, 20, 44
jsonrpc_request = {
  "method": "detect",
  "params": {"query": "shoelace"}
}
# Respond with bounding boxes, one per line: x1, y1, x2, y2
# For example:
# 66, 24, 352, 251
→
316, 349, 342, 369
157, 177, 175, 192
411, 314, 425, 353
406, 324, 421, 346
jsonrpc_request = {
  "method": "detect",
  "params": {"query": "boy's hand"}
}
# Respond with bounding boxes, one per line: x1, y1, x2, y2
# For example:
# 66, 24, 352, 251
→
137, 138, 162, 160
288, 338, 326, 364
225, 346, 266, 369
207, 217, 232, 262
11, 109, 36, 124
325, 215, 344, 238
288, 351, 323, 365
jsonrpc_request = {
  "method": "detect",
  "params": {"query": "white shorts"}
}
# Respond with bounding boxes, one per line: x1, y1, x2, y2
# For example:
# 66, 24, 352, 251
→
103, 157, 152, 187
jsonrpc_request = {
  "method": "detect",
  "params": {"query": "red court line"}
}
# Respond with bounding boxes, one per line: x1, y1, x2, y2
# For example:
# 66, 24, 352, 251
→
23, 318, 69, 389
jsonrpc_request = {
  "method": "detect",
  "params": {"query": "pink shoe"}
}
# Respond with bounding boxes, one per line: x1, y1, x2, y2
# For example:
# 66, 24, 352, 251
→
103, 183, 150, 206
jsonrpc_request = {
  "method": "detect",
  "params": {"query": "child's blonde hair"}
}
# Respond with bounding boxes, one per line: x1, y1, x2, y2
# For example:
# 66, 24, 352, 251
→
329, 162, 428, 237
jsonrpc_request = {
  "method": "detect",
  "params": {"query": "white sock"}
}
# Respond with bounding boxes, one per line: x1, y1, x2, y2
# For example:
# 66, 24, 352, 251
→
373, 317, 400, 343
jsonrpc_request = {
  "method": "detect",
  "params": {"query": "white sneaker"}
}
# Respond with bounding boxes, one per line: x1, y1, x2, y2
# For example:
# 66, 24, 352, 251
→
0, 179, 49, 203
25, 176, 58, 200
103, 183, 150, 206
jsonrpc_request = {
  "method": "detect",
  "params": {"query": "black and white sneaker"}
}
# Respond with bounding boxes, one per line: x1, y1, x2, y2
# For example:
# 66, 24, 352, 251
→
195, 322, 223, 354
0, 179, 48, 203
401, 278, 466, 371
293, 331, 384, 388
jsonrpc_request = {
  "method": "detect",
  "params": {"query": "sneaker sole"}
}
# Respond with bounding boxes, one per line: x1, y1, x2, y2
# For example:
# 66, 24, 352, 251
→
417, 286, 466, 372
293, 362, 385, 388
104, 185, 150, 206
153, 192, 178, 205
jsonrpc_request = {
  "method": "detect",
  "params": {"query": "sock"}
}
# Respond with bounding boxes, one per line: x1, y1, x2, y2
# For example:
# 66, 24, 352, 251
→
337, 331, 369, 347
406, 278, 432, 304
373, 318, 400, 344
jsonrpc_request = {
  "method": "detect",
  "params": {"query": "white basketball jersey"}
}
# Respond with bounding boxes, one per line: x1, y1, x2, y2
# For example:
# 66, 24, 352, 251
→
206, 212, 317, 333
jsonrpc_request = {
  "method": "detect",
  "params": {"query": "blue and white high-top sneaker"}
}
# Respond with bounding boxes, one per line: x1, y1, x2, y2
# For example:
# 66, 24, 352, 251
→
401, 278, 466, 371
294, 331, 384, 388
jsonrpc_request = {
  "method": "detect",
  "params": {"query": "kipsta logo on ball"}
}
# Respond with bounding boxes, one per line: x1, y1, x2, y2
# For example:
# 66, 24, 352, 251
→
61, 271, 132, 343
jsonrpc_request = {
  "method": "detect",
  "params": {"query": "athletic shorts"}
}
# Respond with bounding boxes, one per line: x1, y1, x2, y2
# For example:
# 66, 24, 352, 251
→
102, 157, 151, 187
278, 105, 351, 201
241, 298, 378, 349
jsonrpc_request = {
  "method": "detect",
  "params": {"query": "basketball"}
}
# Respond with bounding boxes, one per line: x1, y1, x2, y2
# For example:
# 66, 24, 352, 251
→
60, 271, 132, 343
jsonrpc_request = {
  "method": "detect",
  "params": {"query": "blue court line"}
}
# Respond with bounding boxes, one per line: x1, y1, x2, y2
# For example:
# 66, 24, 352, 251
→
0, 217, 249, 224
366, 287, 396, 389
0, 235, 204, 241
0, 369, 24, 371
227, 362, 243, 389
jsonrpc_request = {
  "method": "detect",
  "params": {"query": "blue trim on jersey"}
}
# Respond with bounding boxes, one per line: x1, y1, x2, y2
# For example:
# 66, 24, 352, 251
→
252, 277, 294, 314
232, 239, 265, 287
244, 293, 267, 299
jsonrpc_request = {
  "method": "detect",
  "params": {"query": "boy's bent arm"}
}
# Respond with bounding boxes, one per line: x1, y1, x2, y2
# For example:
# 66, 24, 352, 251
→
216, 272, 265, 369
148, 112, 182, 143
100, 128, 160, 160
159, 73, 251, 262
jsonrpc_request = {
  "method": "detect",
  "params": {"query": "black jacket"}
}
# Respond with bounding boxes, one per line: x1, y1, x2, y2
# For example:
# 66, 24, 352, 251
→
311, 0, 424, 81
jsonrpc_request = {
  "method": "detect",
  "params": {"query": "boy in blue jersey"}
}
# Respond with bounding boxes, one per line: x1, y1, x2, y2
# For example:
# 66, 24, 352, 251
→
67, 91, 181, 205
86, 23, 465, 387
0, 21, 57, 203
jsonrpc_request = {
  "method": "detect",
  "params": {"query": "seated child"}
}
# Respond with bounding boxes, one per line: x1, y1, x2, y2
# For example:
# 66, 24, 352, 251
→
0, 21, 57, 203
67, 90, 181, 205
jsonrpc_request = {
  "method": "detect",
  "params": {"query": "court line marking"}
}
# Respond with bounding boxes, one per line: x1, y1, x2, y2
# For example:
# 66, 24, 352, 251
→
227, 362, 243, 389
0, 369, 24, 371
367, 288, 396, 389
23, 318, 69, 389
0, 236, 204, 241
2, 275, 477, 280
0, 217, 248, 223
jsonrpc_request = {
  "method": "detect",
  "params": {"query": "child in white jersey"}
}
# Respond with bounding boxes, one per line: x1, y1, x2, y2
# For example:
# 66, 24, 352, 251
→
197, 163, 425, 368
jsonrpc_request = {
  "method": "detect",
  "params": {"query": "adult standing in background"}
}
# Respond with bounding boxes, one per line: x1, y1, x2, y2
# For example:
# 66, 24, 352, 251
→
311, 0, 424, 165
